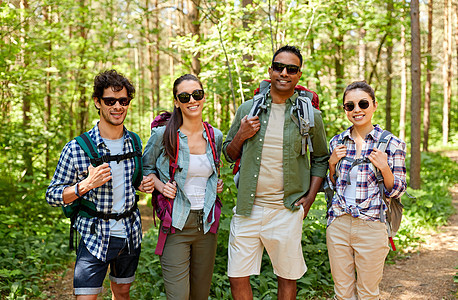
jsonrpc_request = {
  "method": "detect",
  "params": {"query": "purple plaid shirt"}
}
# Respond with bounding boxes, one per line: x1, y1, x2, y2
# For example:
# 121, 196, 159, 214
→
46, 124, 142, 261
326, 125, 407, 226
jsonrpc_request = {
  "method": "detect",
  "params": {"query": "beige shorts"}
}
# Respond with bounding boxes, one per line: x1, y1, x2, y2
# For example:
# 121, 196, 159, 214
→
227, 204, 307, 280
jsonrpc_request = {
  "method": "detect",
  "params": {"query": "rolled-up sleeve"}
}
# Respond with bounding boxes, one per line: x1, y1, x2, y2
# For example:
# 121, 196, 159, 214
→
310, 110, 330, 178
222, 102, 248, 163
46, 143, 77, 207
384, 139, 407, 198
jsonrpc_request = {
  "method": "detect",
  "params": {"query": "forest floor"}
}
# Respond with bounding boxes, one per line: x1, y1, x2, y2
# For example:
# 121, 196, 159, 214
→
379, 150, 458, 300
43, 152, 458, 300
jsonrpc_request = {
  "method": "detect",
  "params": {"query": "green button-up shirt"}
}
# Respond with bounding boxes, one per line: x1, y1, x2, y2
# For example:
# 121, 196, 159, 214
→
223, 92, 329, 216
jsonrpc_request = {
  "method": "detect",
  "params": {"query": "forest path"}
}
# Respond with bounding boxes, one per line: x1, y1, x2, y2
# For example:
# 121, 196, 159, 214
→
380, 150, 458, 300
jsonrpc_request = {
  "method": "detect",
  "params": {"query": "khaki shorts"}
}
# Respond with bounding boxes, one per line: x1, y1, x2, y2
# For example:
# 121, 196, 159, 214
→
227, 204, 307, 280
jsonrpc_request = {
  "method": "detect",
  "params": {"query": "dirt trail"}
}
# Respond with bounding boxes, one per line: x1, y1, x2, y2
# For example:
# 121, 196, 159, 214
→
380, 151, 458, 300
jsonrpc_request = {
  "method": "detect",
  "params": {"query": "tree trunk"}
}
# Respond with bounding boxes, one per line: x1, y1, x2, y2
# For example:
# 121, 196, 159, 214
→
400, 2, 407, 141
423, 0, 433, 152
154, 0, 160, 108
410, 0, 421, 189
44, 4, 52, 179
189, 0, 201, 75
77, 0, 88, 134
335, 33, 344, 98
442, 0, 452, 145
358, 27, 366, 80
20, 0, 33, 178
385, 0, 393, 132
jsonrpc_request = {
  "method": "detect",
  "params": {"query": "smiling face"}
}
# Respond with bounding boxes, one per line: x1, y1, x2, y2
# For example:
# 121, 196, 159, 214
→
94, 87, 129, 128
174, 80, 205, 121
268, 51, 302, 100
343, 89, 378, 130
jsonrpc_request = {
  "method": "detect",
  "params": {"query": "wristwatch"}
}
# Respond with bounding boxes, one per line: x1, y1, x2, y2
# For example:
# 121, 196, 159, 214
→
75, 183, 82, 198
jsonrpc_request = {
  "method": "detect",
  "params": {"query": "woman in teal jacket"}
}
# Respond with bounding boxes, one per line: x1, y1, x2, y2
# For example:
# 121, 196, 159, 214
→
143, 74, 223, 299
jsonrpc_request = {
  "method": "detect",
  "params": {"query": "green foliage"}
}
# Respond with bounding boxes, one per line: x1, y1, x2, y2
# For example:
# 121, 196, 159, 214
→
388, 151, 458, 259
0, 177, 72, 299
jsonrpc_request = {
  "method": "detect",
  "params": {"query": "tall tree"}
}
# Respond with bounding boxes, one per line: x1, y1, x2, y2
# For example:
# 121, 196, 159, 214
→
189, 0, 201, 75
399, 1, 407, 141
20, 0, 33, 178
410, 0, 421, 189
423, 0, 433, 151
442, 0, 452, 145
385, 0, 394, 132
358, 27, 366, 80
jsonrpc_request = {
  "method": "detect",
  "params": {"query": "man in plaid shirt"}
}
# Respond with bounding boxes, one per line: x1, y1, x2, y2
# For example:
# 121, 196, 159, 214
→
46, 70, 154, 299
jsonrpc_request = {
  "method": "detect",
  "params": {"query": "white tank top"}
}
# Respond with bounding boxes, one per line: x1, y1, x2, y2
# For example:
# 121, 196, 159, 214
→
184, 154, 213, 209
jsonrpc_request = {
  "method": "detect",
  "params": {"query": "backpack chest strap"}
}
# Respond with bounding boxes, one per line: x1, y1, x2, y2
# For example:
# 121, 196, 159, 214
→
90, 150, 142, 166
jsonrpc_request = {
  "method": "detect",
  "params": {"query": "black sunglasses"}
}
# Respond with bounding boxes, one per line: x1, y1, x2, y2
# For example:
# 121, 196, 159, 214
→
343, 100, 371, 112
176, 89, 205, 103
101, 97, 131, 106
271, 62, 301, 75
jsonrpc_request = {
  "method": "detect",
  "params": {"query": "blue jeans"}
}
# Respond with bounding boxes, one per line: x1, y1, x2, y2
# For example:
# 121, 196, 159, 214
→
73, 237, 141, 295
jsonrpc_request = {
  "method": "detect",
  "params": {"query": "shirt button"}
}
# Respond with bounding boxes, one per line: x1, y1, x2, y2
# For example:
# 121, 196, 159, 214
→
254, 175, 257, 178
259, 139, 262, 142
250, 194, 254, 197
256, 157, 260, 160
263, 121, 267, 124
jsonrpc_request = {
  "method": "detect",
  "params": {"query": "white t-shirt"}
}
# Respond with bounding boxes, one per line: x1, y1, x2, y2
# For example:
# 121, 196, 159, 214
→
343, 164, 358, 207
184, 154, 213, 210
103, 137, 126, 238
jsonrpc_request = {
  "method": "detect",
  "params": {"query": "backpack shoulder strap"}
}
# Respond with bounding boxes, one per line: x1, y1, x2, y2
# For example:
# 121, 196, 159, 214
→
128, 131, 143, 188
248, 82, 270, 118
291, 94, 315, 155
203, 122, 221, 175
75, 132, 100, 166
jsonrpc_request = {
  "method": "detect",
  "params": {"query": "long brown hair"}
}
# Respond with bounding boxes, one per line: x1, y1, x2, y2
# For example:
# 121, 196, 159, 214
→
163, 74, 204, 160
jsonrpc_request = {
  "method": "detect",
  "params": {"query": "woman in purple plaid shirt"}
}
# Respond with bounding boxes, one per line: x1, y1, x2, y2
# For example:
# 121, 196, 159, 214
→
326, 81, 407, 300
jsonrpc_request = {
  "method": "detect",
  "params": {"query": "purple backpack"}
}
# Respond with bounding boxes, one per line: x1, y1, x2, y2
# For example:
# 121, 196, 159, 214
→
151, 113, 222, 255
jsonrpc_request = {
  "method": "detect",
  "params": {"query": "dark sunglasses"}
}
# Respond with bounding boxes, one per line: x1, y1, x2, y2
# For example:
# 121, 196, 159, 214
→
343, 100, 371, 111
271, 61, 301, 75
101, 97, 131, 106
176, 89, 205, 103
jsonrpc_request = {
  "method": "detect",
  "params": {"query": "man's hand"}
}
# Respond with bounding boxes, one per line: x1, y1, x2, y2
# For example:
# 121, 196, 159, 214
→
226, 115, 261, 161
83, 163, 112, 190
138, 173, 155, 193
239, 115, 261, 140
217, 179, 224, 194
295, 194, 315, 219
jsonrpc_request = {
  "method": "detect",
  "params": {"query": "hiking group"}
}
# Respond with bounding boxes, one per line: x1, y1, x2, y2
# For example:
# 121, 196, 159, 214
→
46, 45, 407, 300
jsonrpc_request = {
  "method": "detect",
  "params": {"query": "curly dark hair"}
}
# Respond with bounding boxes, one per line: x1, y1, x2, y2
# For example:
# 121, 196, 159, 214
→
272, 45, 303, 67
92, 69, 135, 105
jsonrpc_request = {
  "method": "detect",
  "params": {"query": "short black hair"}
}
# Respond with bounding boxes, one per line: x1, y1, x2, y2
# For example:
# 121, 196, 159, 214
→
272, 45, 303, 67
92, 69, 135, 102
343, 81, 376, 104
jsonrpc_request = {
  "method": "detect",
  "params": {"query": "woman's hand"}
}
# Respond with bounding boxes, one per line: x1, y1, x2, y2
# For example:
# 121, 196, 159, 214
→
329, 145, 347, 167
216, 179, 224, 194
368, 148, 389, 172
162, 181, 177, 199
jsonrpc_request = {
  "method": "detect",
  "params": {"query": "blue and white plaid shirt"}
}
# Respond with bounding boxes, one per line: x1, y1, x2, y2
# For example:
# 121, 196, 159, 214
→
46, 123, 142, 261
326, 125, 407, 227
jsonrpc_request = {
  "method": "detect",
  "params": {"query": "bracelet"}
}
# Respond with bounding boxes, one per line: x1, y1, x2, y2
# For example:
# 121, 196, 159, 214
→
75, 183, 82, 198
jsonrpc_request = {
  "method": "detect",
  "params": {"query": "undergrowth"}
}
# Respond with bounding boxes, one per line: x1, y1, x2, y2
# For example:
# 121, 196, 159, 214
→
1, 151, 456, 299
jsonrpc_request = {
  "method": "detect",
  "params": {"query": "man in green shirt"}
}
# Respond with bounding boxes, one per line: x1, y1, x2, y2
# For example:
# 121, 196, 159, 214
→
223, 45, 329, 299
